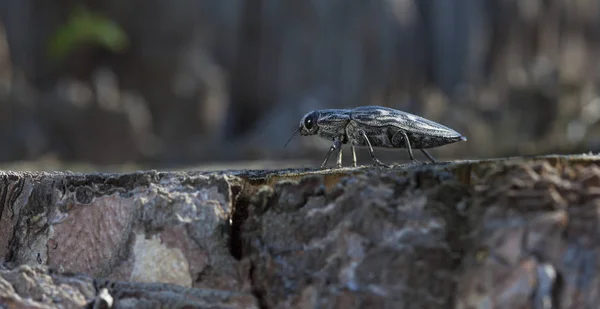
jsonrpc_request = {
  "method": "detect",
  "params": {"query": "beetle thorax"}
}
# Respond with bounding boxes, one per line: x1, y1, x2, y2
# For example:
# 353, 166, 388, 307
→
316, 123, 347, 141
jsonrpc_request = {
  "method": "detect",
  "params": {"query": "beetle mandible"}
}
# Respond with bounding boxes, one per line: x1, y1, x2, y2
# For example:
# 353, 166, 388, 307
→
284, 105, 467, 168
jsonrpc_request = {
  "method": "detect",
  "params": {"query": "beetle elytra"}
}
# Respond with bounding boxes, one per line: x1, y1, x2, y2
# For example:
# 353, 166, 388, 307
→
284, 105, 467, 168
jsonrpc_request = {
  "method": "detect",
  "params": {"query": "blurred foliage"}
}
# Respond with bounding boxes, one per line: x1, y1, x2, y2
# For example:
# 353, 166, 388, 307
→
47, 6, 129, 62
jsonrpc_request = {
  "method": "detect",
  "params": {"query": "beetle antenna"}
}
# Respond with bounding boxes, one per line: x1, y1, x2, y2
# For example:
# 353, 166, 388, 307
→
284, 127, 301, 147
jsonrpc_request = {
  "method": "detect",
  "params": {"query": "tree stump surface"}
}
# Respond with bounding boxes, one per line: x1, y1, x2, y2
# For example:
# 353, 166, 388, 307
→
0, 154, 599, 308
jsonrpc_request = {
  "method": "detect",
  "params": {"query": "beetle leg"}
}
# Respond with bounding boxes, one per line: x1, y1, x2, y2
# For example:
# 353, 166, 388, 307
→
321, 138, 343, 169
359, 130, 390, 168
400, 131, 420, 163
420, 149, 436, 163
351, 145, 357, 167
336, 143, 343, 168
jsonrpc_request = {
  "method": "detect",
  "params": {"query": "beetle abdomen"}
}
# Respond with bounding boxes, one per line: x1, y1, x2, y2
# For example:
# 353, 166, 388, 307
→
350, 106, 465, 142
399, 131, 466, 149
347, 120, 465, 149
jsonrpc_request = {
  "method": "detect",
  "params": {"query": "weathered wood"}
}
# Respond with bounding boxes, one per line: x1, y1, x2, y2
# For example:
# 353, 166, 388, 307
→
1, 154, 600, 308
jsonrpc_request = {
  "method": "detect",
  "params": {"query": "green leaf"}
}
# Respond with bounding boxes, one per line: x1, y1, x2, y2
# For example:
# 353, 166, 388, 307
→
47, 6, 129, 62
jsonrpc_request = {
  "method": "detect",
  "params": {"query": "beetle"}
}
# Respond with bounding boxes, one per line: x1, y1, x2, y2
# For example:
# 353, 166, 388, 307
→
284, 105, 467, 168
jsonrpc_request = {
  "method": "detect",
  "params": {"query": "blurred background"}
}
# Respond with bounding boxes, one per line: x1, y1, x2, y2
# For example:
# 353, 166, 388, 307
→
0, 0, 598, 171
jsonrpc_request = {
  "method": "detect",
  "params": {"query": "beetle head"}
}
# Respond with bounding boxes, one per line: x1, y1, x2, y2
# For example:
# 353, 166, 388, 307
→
299, 111, 319, 136
284, 111, 320, 147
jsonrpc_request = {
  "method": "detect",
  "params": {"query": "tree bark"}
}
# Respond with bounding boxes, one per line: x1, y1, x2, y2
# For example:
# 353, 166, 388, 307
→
1, 154, 600, 308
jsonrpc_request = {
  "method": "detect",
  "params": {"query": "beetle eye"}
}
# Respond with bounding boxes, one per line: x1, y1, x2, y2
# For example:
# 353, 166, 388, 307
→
304, 114, 315, 130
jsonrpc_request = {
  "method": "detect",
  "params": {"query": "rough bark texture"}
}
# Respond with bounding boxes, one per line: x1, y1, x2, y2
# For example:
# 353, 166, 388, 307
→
1, 154, 600, 308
